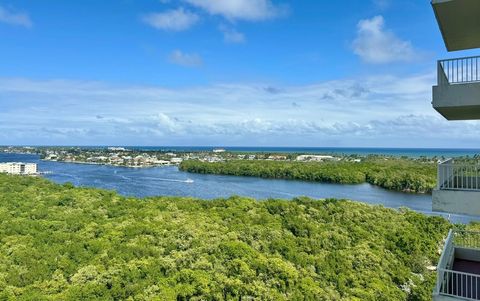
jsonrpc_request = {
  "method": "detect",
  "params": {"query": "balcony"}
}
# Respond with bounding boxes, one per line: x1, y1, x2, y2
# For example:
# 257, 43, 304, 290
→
433, 159, 480, 216
433, 56, 480, 120
434, 230, 480, 301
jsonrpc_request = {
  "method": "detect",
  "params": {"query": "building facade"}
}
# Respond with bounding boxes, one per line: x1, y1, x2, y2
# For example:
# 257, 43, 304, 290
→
431, 1, 480, 300
0, 162, 38, 175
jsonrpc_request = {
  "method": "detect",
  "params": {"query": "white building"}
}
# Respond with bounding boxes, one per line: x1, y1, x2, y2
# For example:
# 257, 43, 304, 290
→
154, 160, 171, 165
170, 158, 183, 164
108, 147, 127, 151
296, 155, 335, 162
430, 1, 480, 300
0, 162, 38, 175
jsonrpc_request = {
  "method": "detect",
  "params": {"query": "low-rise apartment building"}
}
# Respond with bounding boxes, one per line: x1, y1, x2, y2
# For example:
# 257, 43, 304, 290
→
0, 162, 38, 175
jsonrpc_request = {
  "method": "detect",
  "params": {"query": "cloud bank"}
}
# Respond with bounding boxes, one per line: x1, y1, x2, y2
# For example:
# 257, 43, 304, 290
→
1, 72, 479, 147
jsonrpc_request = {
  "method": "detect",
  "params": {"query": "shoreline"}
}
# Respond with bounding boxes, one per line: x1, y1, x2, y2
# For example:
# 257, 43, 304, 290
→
41, 159, 177, 169
3, 172, 473, 223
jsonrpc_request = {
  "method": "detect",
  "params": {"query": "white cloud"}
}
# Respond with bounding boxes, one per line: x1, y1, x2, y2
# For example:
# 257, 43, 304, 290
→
184, 0, 286, 21
352, 15, 415, 64
0, 5, 32, 28
143, 1, 286, 38
168, 50, 203, 67
142, 7, 199, 31
155, 113, 183, 133
219, 25, 245, 43
372, 0, 390, 9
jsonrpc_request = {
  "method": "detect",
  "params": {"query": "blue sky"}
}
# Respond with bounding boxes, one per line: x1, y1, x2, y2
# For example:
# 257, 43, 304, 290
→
1, 0, 480, 147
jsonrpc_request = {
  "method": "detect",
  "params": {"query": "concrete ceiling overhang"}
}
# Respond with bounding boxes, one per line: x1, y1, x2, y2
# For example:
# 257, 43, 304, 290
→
432, 0, 480, 51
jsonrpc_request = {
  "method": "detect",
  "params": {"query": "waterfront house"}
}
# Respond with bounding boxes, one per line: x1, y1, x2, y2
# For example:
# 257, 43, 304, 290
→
268, 155, 287, 161
170, 158, 183, 164
296, 155, 335, 162
154, 160, 170, 166
430, 1, 480, 299
0, 162, 38, 175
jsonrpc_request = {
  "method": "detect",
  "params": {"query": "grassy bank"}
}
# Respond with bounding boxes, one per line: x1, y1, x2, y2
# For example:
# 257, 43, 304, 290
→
0, 174, 450, 300
180, 158, 437, 193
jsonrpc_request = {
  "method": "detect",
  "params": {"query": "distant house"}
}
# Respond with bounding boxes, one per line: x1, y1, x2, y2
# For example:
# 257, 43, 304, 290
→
205, 156, 223, 163
268, 155, 287, 161
154, 160, 170, 165
0, 162, 38, 175
170, 158, 183, 164
45, 154, 58, 161
296, 155, 336, 162
108, 147, 127, 151
109, 156, 124, 164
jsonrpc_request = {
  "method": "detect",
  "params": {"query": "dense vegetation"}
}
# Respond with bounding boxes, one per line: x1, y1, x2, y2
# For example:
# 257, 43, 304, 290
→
0, 174, 450, 300
180, 158, 437, 193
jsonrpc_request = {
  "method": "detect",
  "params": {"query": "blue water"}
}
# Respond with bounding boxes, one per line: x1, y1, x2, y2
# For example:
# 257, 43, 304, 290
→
10, 146, 480, 158
0, 153, 477, 224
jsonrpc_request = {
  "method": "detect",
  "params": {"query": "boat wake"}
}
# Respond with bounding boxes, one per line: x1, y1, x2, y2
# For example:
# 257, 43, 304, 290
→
119, 175, 194, 184
155, 178, 194, 184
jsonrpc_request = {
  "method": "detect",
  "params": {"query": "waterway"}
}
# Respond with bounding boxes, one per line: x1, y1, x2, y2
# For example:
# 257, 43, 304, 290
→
1, 153, 476, 223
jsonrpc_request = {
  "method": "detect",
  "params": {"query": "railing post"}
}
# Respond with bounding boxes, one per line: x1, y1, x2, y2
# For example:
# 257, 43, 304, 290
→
438, 60, 448, 85
438, 161, 441, 189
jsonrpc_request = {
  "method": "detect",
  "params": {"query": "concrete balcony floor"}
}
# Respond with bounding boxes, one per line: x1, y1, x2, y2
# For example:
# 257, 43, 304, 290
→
454, 259, 480, 275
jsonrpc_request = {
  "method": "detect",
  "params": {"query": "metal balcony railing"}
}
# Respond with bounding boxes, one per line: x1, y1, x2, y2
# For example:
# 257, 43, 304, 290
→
438, 159, 480, 191
435, 230, 480, 300
454, 230, 480, 250
438, 56, 480, 85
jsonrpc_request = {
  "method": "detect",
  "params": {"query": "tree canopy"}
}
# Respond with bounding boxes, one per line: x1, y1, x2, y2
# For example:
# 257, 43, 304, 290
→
0, 174, 449, 300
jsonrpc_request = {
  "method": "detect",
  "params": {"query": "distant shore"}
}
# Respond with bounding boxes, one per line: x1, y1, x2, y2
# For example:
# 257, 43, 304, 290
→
41, 158, 174, 169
